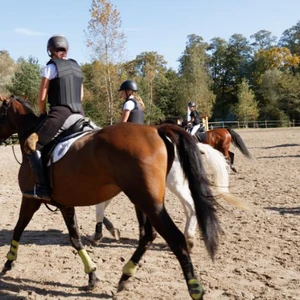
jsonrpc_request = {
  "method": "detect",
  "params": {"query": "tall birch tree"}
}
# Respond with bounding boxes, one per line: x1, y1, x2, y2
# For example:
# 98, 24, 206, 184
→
85, 0, 126, 124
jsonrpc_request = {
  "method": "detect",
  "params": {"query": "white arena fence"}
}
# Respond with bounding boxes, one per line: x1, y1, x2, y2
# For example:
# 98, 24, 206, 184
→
209, 119, 300, 129
0, 119, 299, 146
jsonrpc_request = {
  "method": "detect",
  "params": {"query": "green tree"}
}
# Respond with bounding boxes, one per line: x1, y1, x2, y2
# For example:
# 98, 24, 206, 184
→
85, 0, 126, 124
133, 52, 167, 123
278, 71, 300, 120
258, 69, 286, 121
0, 50, 16, 94
235, 78, 259, 125
154, 69, 182, 119
8, 56, 41, 111
250, 47, 300, 89
250, 30, 277, 50
178, 34, 216, 118
208, 34, 252, 119
279, 20, 300, 56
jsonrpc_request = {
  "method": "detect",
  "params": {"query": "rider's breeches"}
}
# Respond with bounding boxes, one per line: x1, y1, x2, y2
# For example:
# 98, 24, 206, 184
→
36, 106, 81, 150
190, 124, 201, 136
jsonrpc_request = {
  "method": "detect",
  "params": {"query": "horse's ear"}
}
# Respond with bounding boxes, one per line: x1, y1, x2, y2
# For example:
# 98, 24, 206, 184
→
0, 94, 5, 101
159, 118, 163, 124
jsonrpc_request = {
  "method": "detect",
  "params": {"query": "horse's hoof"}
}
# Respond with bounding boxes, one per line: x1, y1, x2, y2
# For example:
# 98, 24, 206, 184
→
1, 260, 14, 275
117, 274, 132, 292
87, 272, 100, 290
86, 233, 103, 245
117, 281, 125, 292
111, 228, 120, 241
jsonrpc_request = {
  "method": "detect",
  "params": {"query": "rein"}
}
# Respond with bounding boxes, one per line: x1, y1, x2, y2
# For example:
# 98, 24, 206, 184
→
12, 144, 22, 165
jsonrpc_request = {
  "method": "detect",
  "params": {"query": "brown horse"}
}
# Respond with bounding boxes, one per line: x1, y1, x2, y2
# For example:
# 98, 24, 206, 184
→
161, 117, 251, 172
0, 97, 222, 299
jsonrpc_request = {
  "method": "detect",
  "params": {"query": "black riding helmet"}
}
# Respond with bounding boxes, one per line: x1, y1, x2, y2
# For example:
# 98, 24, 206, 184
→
47, 35, 69, 57
188, 102, 196, 107
119, 80, 138, 92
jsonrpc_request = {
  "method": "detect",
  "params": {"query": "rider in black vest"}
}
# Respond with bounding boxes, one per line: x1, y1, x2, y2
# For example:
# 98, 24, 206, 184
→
187, 102, 202, 135
118, 80, 146, 237
23, 35, 84, 202
119, 80, 144, 124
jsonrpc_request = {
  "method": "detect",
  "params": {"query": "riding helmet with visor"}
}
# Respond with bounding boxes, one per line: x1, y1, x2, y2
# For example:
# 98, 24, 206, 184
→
188, 101, 196, 107
47, 35, 69, 56
119, 80, 138, 92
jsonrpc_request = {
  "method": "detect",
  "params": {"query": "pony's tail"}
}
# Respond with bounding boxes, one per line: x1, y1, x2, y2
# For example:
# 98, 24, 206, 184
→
227, 128, 252, 158
157, 124, 221, 260
197, 143, 249, 210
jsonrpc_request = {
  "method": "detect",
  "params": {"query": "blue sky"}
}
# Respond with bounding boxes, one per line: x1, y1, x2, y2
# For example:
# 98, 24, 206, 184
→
1, 0, 300, 71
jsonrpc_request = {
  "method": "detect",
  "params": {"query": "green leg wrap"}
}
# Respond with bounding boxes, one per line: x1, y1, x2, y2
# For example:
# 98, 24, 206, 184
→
78, 249, 96, 274
122, 260, 137, 276
188, 278, 204, 300
6, 240, 19, 261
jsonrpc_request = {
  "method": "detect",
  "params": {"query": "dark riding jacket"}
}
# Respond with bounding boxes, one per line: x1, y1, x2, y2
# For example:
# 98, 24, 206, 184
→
189, 110, 201, 125
123, 97, 144, 124
47, 58, 83, 113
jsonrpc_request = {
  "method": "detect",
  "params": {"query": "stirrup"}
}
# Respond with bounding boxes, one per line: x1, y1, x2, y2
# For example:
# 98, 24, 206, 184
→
23, 185, 51, 202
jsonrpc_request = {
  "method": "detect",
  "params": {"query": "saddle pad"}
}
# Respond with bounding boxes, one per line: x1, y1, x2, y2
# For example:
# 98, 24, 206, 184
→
48, 132, 91, 165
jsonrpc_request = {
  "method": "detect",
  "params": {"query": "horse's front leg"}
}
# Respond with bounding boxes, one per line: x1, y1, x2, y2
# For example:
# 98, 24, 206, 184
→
118, 217, 157, 292
60, 206, 99, 290
1, 197, 42, 274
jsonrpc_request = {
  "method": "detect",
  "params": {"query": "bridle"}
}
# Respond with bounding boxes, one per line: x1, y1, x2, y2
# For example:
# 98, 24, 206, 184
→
0, 98, 12, 144
0, 98, 23, 165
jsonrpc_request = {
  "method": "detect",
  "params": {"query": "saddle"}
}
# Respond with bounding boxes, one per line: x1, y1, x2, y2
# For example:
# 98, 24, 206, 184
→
194, 126, 207, 142
41, 117, 95, 166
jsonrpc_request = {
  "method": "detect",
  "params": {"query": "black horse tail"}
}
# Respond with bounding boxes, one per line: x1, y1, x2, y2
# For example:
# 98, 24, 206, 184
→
227, 128, 252, 158
157, 124, 221, 260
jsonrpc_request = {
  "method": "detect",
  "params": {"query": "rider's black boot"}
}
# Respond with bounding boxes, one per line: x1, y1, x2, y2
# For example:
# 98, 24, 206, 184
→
23, 150, 51, 202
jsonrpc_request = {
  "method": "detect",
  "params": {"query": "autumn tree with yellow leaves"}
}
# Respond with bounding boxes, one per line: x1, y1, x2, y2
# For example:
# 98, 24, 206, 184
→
85, 0, 126, 124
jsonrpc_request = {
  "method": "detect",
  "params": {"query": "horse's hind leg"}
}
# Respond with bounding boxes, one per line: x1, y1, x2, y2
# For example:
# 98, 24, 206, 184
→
1, 197, 42, 274
60, 206, 99, 290
134, 205, 147, 239
118, 205, 204, 299
228, 151, 237, 172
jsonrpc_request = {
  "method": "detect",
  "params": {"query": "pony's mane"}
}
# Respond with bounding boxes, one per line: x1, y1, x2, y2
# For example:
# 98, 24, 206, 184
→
15, 98, 35, 115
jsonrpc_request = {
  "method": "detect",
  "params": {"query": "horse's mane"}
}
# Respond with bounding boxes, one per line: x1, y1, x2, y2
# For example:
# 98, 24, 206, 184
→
13, 97, 36, 115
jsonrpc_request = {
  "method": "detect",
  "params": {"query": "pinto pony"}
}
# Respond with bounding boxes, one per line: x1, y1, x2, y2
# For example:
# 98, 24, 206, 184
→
0, 97, 228, 299
92, 141, 247, 251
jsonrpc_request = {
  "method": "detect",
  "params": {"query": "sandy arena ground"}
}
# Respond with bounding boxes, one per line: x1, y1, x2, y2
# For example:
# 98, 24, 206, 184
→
0, 128, 299, 300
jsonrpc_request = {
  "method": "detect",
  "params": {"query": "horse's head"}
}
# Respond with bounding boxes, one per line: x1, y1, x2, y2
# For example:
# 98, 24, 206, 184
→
0, 96, 16, 141
0, 96, 37, 143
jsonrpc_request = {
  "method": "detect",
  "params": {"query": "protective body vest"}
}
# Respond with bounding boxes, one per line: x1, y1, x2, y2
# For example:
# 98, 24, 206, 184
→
190, 110, 201, 125
47, 58, 83, 113
123, 98, 144, 124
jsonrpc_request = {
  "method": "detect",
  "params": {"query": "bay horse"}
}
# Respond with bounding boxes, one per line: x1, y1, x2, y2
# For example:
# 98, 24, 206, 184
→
0, 97, 230, 299
161, 117, 252, 172
92, 141, 247, 251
